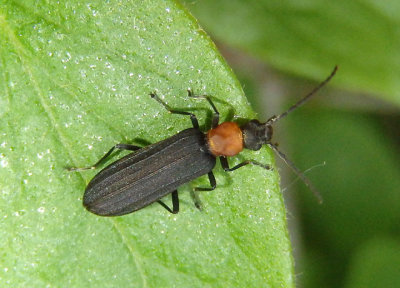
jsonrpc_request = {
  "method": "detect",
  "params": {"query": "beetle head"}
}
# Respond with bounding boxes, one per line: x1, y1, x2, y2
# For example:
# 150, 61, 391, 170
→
241, 119, 273, 151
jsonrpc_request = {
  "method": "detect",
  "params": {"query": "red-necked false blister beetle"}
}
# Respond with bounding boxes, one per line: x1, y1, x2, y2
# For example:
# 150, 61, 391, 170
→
69, 66, 337, 216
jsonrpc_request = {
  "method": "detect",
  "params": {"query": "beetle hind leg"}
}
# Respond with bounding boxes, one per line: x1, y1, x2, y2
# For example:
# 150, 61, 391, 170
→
157, 190, 179, 214
67, 144, 141, 172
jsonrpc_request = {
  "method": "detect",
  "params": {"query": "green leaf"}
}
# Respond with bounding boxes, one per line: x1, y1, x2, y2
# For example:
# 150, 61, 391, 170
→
0, 1, 293, 287
182, 0, 400, 106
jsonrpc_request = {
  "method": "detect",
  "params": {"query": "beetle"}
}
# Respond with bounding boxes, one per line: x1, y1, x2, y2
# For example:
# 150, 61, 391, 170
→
69, 66, 337, 216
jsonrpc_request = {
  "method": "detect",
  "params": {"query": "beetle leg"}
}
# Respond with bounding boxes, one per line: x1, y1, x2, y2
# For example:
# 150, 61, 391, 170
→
220, 156, 272, 171
67, 144, 141, 171
194, 171, 217, 191
187, 89, 220, 128
171, 190, 179, 213
150, 92, 200, 129
157, 190, 179, 214
190, 172, 216, 211
190, 190, 203, 211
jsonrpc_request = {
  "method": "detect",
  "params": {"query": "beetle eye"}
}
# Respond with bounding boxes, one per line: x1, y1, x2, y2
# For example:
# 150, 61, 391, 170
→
264, 125, 273, 143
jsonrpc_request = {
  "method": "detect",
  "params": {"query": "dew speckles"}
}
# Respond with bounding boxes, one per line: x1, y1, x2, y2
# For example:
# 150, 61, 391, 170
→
105, 62, 114, 70
60, 103, 70, 111
133, 17, 139, 31
13, 210, 26, 217
37, 207, 45, 213
61, 52, 72, 63
86, 4, 98, 17
1, 187, 10, 196
0, 152, 7, 166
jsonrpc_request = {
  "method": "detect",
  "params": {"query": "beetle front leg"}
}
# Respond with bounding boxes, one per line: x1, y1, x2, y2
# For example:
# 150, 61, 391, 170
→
220, 156, 271, 172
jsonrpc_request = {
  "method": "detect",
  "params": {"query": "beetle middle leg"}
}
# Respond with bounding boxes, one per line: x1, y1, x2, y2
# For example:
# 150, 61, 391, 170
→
150, 92, 200, 129
157, 190, 179, 214
187, 89, 220, 128
67, 144, 141, 171
150, 91, 221, 129
194, 172, 217, 191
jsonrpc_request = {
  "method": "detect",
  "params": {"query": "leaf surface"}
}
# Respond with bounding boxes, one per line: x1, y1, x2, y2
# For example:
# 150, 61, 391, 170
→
0, 1, 293, 287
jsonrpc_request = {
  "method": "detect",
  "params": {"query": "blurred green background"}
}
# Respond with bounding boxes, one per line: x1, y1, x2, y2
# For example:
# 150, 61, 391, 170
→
182, 1, 400, 287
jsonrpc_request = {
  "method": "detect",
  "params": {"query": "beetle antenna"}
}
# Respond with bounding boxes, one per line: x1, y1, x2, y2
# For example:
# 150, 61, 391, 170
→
268, 143, 323, 203
266, 66, 338, 125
